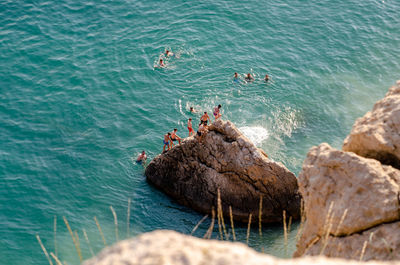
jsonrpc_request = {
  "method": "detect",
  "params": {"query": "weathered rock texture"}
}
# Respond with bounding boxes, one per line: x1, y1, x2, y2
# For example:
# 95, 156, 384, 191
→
294, 143, 400, 260
145, 120, 300, 223
343, 80, 400, 169
83, 230, 399, 265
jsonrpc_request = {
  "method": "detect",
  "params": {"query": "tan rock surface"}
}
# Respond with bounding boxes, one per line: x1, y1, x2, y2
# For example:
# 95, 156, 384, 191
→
83, 230, 399, 265
343, 80, 400, 169
145, 120, 300, 223
294, 143, 400, 260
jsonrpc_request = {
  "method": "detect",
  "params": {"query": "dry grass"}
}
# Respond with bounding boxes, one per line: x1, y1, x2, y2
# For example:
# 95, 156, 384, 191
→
50, 252, 63, 265
62, 216, 83, 262
229, 206, 236, 241
94, 216, 107, 247
283, 210, 288, 255
83, 229, 95, 257
110, 206, 119, 242
217, 189, 227, 240
204, 208, 216, 239
36, 234, 53, 265
191, 214, 209, 235
258, 195, 263, 238
246, 213, 252, 245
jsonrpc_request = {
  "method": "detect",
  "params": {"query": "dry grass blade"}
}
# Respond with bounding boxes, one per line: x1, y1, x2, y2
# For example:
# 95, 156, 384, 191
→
283, 210, 287, 255
191, 214, 208, 235
36, 234, 53, 265
110, 206, 119, 242
94, 216, 107, 247
63, 216, 83, 262
320, 202, 336, 255
217, 189, 227, 240
50, 252, 63, 265
288, 216, 292, 233
246, 213, 252, 245
54, 216, 57, 257
204, 208, 215, 239
359, 240, 368, 261
229, 206, 236, 241
83, 229, 95, 257
127, 198, 131, 237
258, 195, 263, 237
295, 199, 305, 241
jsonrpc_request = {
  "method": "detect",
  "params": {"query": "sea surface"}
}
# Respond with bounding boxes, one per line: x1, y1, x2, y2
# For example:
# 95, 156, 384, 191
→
1, 0, 399, 264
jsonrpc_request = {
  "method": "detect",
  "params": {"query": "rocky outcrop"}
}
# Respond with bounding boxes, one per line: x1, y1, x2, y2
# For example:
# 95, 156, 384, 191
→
343, 81, 400, 169
83, 230, 399, 265
294, 143, 400, 260
145, 120, 300, 223
295, 81, 400, 261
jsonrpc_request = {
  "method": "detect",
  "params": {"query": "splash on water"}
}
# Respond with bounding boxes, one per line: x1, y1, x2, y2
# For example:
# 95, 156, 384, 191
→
239, 126, 269, 146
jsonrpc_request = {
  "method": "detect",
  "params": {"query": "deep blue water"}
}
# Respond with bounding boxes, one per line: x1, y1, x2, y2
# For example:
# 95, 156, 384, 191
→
1, 0, 399, 264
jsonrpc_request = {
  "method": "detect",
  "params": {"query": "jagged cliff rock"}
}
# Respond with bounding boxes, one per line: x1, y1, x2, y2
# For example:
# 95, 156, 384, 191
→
294, 143, 400, 260
83, 230, 398, 265
343, 80, 400, 169
295, 81, 400, 261
145, 119, 300, 223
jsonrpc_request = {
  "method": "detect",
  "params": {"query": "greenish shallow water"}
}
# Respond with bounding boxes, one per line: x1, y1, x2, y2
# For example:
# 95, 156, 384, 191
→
1, 0, 399, 264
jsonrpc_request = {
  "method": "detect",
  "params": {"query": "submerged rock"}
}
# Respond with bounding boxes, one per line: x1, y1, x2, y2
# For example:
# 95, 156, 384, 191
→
145, 120, 300, 223
83, 230, 397, 265
343, 81, 400, 169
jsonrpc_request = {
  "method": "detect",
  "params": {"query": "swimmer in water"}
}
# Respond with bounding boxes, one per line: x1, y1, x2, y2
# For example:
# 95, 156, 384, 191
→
213, 104, 222, 120
165, 50, 174, 57
136, 150, 147, 165
188, 118, 194, 137
264, 74, 270, 82
170, 128, 181, 144
163, 132, 172, 152
190, 107, 197, 113
159, 59, 165, 67
245, 73, 254, 82
233, 72, 240, 83
200, 112, 211, 126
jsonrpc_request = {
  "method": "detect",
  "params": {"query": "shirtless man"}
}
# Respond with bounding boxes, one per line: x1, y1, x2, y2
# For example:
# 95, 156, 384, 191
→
136, 151, 147, 165
233, 72, 240, 83
245, 73, 254, 82
200, 112, 211, 126
170, 128, 181, 144
213, 104, 222, 120
159, 59, 165, 67
187, 118, 194, 136
163, 132, 172, 152
165, 50, 174, 57
197, 123, 208, 142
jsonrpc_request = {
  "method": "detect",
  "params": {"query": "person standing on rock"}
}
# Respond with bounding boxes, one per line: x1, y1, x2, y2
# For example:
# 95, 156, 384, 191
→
197, 123, 208, 142
163, 132, 173, 152
187, 118, 194, 137
213, 105, 222, 120
170, 128, 181, 144
200, 112, 211, 126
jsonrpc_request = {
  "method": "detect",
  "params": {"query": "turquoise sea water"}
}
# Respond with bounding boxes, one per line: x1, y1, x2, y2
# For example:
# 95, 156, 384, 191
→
1, 0, 399, 264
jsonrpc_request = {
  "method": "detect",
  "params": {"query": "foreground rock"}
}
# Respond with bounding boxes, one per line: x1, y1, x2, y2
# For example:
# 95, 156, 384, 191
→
145, 120, 300, 223
343, 81, 400, 169
83, 230, 398, 265
294, 143, 400, 260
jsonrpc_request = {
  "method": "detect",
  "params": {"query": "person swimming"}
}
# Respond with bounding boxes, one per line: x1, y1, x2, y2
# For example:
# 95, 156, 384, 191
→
165, 50, 174, 57
245, 73, 254, 82
136, 150, 147, 165
213, 104, 222, 120
159, 59, 165, 67
264, 74, 270, 82
189, 107, 197, 113
233, 72, 240, 83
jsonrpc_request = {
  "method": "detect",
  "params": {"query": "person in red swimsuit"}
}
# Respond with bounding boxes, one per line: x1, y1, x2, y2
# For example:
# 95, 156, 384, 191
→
187, 118, 194, 137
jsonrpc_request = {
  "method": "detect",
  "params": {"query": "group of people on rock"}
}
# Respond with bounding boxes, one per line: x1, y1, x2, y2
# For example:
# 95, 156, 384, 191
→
233, 72, 270, 83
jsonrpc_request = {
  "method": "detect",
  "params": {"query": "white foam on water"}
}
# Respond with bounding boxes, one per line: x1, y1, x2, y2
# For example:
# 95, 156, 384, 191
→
239, 126, 269, 146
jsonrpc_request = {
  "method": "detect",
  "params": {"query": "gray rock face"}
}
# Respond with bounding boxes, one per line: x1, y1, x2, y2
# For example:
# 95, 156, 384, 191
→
145, 120, 300, 223
83, 230, 398, 265
343, 80, 400, 169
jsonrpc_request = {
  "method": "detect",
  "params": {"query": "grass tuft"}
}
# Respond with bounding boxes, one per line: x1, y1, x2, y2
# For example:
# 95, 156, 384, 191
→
94, 216, 107, 247
36, 234, 53, 265
62, 216, 83, 262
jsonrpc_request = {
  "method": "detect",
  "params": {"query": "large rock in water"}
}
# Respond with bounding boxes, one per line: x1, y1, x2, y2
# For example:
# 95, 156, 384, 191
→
83, 230, 397, 265
145, 120, 300, 223
343, 81, 400, 169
